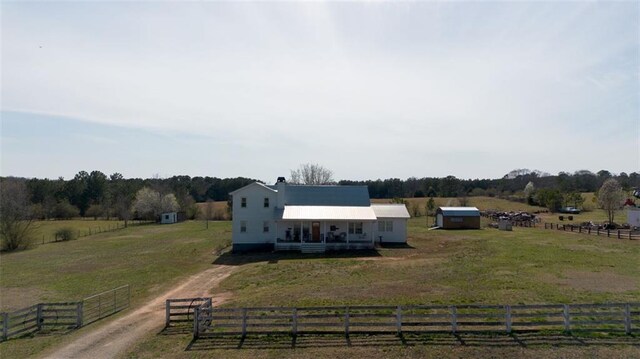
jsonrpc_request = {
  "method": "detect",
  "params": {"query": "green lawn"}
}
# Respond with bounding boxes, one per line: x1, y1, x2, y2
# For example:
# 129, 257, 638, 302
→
3, 212, 639, 359
214, 219, 639, 307
0, 220, 230, 358
28, 219, 132, 245
124, 217, 640, 358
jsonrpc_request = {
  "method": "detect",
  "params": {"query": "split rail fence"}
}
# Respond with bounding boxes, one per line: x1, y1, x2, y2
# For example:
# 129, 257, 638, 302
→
166, 301, 640, 339
1, 285, 130, 341
544, 223, 640, 240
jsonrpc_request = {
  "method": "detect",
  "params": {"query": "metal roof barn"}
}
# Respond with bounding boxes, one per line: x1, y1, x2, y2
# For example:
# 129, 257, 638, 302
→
436, 207, 481, 229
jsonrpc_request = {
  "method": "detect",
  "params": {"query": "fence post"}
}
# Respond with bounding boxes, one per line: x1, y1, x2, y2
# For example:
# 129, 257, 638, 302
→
624, 304, 631, 335
292, 308, 297, 336
597, 228, 600, 236
505, 305, 512, 334
193, 306, 200, 339
344, 307, 350, 336
451, 306, 457, 334
563, 304, 571, 332
588, 227, 591, 234
242, 308, 247, 337
617, 230, 620, 239
2, 312, 8, 341
579, 226, 581, 233
165, 300, 171, 327
36, 304, 43, 331
76, 302, 83, 328
396, 306, 402, 335
607, 229, 610, 237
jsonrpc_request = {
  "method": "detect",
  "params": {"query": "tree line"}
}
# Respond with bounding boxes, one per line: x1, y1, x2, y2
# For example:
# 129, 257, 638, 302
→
2, 168, 638, 222
340, 169, 639, 200
16, 171, 255, 220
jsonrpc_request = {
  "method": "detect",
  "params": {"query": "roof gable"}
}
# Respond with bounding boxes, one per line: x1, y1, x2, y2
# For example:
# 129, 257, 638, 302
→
229, 182, 276, 195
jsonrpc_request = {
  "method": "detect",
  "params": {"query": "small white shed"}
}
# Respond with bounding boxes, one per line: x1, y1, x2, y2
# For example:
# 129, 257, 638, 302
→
160, 212, 178, 224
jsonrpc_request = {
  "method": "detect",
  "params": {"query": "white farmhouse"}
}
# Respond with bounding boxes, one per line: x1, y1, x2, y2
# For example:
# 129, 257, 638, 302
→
230, 177, 410, 253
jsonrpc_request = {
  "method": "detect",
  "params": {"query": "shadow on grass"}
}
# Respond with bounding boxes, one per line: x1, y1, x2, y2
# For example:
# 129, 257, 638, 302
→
185, 332, 640, 351
212, 249, 382, 266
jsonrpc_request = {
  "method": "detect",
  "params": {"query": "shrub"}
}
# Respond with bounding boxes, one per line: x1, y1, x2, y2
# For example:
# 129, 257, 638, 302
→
55, 227, 76, 242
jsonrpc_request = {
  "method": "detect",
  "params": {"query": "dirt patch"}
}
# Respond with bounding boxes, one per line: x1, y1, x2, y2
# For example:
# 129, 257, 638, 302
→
0, 287, 53, 311
549, 270, 638, 293
40, 265, 237, 359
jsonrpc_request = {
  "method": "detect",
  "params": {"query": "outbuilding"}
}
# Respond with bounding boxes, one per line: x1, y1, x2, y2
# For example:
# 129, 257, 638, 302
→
436, 207, 481, 229
160, 212, 178, 224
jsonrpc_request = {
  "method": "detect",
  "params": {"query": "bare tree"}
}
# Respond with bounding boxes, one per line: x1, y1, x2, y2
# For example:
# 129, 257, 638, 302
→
290, 163, 334, 185
597, 179, 624, 224
0, 179, 34, 251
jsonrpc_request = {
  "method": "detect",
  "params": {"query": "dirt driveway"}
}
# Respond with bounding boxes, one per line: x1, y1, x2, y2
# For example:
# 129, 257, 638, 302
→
41, 265, 236, 359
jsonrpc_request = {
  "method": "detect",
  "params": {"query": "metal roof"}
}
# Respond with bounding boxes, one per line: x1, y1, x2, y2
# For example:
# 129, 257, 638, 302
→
437, 207, 480, 217
229, 182, 276, 195
280, 206, 377, 221
283, 185, 371, 206
371, 204, 410, 219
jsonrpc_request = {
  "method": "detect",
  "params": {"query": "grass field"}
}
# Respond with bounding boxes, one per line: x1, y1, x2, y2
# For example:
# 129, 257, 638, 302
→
2, 198, 639, 358
123, 218, 640, 358
0, 220, 230, 358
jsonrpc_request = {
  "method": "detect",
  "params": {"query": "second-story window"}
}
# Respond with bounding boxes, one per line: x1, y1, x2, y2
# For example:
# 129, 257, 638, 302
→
241, 197, 247, 208
264, 197, 269, 208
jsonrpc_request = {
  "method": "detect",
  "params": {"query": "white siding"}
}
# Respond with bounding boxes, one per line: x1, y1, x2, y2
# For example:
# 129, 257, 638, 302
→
374, 218, 407, 243
232, 184, 277, 245
628, 208, 640, 227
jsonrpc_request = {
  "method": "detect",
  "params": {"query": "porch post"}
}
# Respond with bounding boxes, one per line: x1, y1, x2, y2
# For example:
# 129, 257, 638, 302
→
371, 222, 374, 246
323, 222, 326, 243
346, 222, 350, 244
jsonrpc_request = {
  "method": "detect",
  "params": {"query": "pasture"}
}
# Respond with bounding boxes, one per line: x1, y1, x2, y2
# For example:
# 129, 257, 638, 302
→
124, 218, 640, 358
0, 220, 230, 358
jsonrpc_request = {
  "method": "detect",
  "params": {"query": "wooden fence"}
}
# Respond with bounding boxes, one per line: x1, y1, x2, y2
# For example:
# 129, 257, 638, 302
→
1, 285, 129, 341
189, 302, 640, 339
165, 297, 212, 327
544, 223, 640, 240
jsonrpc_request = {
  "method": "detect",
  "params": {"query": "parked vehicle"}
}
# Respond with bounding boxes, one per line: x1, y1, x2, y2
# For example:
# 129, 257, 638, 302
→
560, 207, 581, 214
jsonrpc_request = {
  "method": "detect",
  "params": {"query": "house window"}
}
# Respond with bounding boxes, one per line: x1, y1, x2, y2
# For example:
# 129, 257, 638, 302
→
263, 221, 269, 233
240, 221, 247, 233
241, 197, 247, 208
264, 197, 269, 208
349, 222, 363, 235
378, 221, 393, 232
165, 214, 169, 220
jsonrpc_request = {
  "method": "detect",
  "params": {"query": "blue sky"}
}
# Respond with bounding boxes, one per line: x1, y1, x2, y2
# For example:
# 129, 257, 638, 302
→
1, 2, 638, 182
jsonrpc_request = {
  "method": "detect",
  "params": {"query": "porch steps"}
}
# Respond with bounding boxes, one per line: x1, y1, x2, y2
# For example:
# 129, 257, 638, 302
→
301, 243, 326, 254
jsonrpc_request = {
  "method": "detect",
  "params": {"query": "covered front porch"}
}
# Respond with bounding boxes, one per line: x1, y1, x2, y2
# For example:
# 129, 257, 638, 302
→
275, 220, 375, 253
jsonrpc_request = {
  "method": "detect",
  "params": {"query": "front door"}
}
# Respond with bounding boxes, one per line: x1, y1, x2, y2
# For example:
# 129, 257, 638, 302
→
312, 222, 320, 242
